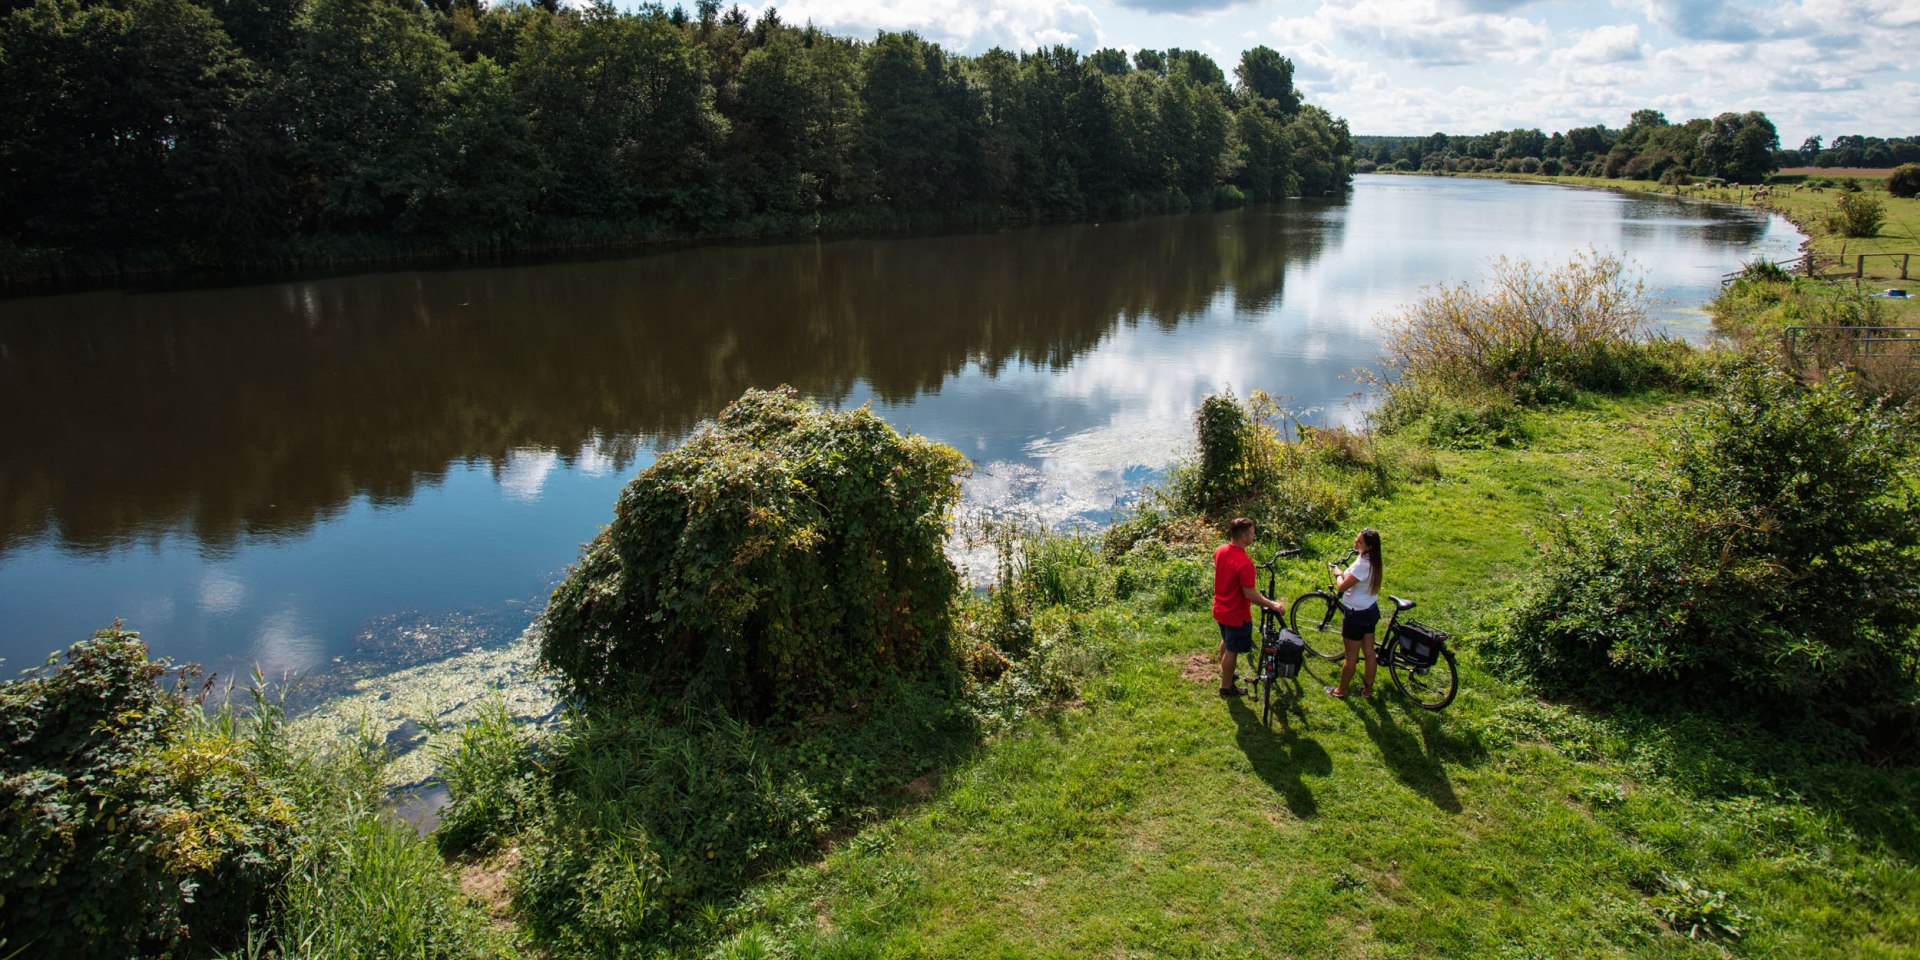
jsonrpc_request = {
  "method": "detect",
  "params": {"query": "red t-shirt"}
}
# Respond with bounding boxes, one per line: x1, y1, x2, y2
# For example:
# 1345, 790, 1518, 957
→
1212, 542, 1255, 626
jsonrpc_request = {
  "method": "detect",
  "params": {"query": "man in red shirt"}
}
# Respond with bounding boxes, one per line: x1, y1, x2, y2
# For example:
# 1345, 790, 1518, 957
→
1213, 517, 1288, 697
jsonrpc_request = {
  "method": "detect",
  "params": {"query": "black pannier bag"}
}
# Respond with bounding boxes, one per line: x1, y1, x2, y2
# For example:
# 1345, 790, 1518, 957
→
1396, 620, 1448, 666
1265, 626, 1307, 678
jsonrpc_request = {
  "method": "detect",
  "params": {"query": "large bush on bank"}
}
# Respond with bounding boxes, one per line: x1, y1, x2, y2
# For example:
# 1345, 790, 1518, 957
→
0, 629, 295, 959
540, 387, 970, 720
1490, 365, 1920, 724
1378, 251, 1680, 407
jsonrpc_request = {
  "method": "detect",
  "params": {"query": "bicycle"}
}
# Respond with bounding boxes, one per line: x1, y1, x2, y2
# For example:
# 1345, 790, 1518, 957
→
1287, 555, 1459, 710
1250, 547, 1308, 725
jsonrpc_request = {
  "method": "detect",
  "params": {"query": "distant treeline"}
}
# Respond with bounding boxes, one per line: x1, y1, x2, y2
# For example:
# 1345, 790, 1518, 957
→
1783, 134, 1920, 170
0, 0, 1353, 279
1355, 110, 1782, 183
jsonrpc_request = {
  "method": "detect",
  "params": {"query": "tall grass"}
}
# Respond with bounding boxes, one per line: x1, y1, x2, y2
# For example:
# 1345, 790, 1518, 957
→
208, 683, 515, 960
1377, 251, 1689, 405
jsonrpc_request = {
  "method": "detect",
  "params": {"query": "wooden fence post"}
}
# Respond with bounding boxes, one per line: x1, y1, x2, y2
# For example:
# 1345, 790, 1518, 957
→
1858, 255, 1866, 279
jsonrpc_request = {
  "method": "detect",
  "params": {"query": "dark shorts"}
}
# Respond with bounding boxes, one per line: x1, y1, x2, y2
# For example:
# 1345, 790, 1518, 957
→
1218, 620, 1253, 654
1341, 603, 1381, 640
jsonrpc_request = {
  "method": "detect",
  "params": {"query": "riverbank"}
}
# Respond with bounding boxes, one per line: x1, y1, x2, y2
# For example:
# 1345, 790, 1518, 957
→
676, 390, 1917, 958
258, 384, 1919, 958
1376, 169, 1919, 319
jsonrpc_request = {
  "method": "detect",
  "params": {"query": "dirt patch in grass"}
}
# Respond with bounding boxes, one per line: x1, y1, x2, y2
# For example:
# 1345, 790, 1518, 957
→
458, 846, 522, 924
1179, 651, 1222, 684
902, 773, 940, 801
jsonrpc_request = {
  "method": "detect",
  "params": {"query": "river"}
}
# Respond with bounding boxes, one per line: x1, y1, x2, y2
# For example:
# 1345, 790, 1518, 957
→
0, 176, 1801, 683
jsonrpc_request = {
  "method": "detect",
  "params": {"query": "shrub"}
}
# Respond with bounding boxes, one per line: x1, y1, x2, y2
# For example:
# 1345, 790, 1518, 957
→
0, 629, 296, 959
1181, 390, 1288, 519
1490, 365, 1920, 725
1828, 191, 1884, 237
539, 387, 969, 721
1890, 162, 1920, 199
1539, 158, 1562, 176
1378, 251, 1665, 406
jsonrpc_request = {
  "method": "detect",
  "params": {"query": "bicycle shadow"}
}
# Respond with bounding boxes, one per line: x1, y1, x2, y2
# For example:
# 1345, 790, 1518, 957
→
1226, 686, 1330, 819
1346, 693, 1476, 813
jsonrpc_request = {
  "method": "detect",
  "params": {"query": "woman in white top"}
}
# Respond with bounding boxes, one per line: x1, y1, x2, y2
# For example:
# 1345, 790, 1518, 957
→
1327, 527, 1383, 699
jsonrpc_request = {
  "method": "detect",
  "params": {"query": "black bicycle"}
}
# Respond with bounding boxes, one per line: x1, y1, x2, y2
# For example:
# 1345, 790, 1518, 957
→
1250, 547, 1308, 725
1287, 556, 1459, 710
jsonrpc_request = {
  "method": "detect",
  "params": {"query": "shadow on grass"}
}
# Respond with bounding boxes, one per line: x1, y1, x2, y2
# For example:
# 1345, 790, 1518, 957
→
514, 680, 982, 949
1346, 695, 1485, 813
1227, 685, 1330, 819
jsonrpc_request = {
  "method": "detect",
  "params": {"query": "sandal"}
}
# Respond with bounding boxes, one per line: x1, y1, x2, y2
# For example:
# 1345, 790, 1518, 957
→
1324, 685, 1346, 699
1219, 685, 1247, 697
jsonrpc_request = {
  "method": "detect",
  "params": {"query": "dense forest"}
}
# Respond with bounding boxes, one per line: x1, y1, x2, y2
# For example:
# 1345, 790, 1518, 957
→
1354, 109, 1785, 183
0, 0, 1353, 278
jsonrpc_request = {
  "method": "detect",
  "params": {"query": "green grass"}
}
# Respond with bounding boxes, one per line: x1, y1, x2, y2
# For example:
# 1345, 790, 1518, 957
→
654, 394, 1918, 959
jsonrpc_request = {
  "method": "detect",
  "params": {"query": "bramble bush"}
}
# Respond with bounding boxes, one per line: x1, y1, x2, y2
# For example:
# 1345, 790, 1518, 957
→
1490, 364, 1920, 731
0, 628, 295, 959
539, 387, 970, 722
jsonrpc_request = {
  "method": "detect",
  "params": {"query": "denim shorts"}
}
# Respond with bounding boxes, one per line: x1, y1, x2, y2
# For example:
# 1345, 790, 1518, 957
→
1341, 603, 1381, 640
1218, 620, 1253, 654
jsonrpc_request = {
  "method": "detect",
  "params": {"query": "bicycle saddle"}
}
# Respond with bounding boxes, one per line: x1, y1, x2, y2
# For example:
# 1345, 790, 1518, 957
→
1390, 595, 1416, 611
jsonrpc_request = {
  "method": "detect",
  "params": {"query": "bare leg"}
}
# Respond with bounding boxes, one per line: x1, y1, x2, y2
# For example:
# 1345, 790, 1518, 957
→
1336, 637, 1361, 694
1220, 644, 1239, 689
1360, 634, 1377, 695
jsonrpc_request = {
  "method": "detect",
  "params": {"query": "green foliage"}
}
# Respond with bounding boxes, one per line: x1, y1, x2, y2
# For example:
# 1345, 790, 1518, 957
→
1889, 162, 1920, 199
1828, 191, 1885, 237
432, 697, 543, 855
277, 803, 511, 960
0, 628, 296, 958
539, 387, 969, 721
1654, 874, 1752, 942
0, 3, 1355, 279
1491, 364, 1920, 727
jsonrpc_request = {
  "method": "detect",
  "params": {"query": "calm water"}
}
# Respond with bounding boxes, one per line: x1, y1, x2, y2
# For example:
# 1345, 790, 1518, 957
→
0, 177, 1800, 680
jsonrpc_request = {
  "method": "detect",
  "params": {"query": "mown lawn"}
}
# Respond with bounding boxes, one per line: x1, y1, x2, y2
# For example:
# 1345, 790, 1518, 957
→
672, 394, 1920, 959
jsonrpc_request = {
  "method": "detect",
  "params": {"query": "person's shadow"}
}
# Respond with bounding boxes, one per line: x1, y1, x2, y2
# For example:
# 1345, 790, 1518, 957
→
1226, 680, 1330, 819
1345, 692, 1478, 812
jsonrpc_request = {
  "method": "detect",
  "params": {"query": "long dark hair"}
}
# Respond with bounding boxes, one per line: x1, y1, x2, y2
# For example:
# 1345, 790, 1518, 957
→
1359, 528, 1383, 593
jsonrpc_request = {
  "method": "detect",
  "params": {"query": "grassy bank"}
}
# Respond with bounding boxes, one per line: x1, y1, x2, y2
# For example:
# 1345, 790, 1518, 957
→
661, 393, 1918, 958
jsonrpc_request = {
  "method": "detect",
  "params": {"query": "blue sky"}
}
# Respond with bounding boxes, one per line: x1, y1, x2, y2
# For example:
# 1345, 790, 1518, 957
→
763, 0, 1920, 147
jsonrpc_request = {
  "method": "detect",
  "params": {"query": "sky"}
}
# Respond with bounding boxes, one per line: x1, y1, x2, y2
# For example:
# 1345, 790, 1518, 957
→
758, 0, 1920, 148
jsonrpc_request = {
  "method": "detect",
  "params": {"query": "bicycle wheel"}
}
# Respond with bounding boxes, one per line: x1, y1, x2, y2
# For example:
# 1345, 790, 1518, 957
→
1389, 646, 1458, 710
1288, 592, 1345, 661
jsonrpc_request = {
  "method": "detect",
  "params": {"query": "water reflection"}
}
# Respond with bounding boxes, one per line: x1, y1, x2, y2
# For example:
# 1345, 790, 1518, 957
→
0, 178, 1800, 673
0, 206, 1331, 557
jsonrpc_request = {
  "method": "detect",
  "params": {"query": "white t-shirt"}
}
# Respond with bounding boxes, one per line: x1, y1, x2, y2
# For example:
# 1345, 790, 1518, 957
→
1342, 554, 1379, 610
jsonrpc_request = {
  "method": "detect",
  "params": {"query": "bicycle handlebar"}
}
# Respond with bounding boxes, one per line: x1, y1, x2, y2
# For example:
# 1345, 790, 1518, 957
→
1256, 546, 1302, 569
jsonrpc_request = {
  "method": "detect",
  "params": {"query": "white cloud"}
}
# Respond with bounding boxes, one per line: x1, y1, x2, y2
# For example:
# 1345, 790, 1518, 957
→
773, 0, 1104, 52
1558, 23, 1645, 64
1308, 0, 1555, 67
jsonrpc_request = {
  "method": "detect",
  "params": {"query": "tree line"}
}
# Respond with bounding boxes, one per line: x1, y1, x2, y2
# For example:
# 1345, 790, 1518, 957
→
1357, 109, 1782, 184
0, 0, 1354, 275
1783, 134, 1920, 170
